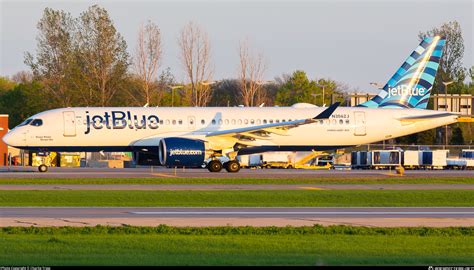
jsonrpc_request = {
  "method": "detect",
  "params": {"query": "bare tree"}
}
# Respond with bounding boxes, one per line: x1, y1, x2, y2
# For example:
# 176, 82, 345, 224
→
238, 39, 266, 106
134, 21, 162, 105
178, 21, 213, 107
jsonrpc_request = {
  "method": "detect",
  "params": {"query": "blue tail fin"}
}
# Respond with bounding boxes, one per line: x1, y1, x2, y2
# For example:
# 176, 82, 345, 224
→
359, 36, 446, 109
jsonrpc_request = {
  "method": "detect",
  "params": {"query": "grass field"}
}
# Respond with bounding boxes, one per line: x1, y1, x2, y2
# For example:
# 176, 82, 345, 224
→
1, 177, 473, 185
1, 190, 473, 206
2, 226, 473, 266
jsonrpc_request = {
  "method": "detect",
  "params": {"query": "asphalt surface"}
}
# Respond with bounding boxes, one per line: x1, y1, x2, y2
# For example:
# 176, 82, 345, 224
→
2, 207, 474, 218
0, 166, 473, 178
2, 184, 474, 190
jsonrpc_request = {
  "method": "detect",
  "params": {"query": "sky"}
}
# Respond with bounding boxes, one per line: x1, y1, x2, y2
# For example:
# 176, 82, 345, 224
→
0, 0, 472, 93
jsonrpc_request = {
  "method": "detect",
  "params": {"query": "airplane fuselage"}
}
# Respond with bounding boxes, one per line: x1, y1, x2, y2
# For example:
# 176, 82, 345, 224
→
3, 105, 458, 153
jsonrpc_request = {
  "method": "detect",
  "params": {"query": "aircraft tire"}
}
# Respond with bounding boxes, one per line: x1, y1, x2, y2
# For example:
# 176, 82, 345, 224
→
224, 160, 240, 173
207, 160, 223, 172
38, 164, 48, 173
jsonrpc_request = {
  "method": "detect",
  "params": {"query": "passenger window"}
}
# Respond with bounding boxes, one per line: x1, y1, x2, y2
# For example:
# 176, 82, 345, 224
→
172, 120, 176, 125
225, 119, 229, 125
256, 119, 261, 124
231, 119, 236, 125
218, 119, 223, 125
244, 119, 249, 124
201, 119, 205, 125
212, 119, 216, 125
269, 120, 274, 124
250, 119, 255, 124
276, 120, 280, 123
263, 120, 267, 124
238, 119, 242, 125
346, 119, 350, 125
339, 119, 343, 125
332, 119, 336, 125
319, 120, 323, 124
178, 120, 183, 125
30, 119, 43, 127
159, 120, 163, 125
166, 120, 170, 125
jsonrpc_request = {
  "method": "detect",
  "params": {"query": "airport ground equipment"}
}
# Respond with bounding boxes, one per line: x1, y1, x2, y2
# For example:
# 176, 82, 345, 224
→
293, 151, 333, 169
351, 151, 371, 169
238, 154, 263, 168
370, 150, 402, 169
403, 150, 448, 169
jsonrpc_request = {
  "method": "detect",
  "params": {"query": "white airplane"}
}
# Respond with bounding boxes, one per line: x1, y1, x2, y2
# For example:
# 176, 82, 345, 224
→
2, 36, 459, 172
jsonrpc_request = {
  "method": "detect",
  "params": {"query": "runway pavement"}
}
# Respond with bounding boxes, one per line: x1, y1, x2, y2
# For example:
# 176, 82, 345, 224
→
0, 166, 473, 178
2, 207, 474, 227
2, 184, 474, 190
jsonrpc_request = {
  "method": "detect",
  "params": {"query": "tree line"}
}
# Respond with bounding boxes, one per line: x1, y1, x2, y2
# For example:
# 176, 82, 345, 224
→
0, 5, 472, 143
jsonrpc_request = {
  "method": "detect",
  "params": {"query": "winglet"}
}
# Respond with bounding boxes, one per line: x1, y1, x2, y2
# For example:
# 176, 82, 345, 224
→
313, 102, 340, 119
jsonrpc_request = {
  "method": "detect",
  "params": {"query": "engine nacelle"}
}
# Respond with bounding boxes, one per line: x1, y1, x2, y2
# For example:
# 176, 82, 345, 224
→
158, 137, 208, 167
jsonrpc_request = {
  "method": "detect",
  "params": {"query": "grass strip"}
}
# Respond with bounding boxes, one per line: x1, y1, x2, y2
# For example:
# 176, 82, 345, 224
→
1, 190, 473, 206
3, 224, 474, 236
1, 225, 473, 266
1, 177, 473, 185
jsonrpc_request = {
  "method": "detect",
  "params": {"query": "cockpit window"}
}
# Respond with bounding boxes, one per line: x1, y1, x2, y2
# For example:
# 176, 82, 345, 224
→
30, 119, 43, 127
18, 119, 33, 127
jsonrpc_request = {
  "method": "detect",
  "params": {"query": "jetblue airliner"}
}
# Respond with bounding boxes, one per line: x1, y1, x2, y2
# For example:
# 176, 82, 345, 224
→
2, 36, 459, 172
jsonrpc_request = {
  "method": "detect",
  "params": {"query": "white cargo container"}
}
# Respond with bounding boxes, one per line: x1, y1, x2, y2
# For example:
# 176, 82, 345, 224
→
461, 150, 474, 159
262, 152, 295, 163
403, 151, 420, 167
419, 150, 448, 169
237, 154, 262, 168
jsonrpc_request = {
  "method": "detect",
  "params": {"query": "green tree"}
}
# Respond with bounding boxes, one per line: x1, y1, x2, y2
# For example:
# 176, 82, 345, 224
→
419, 21, 466, 94
0, 81, 51, 128
275, 71, 319, 106
0, 77, 17, 92
416, 129, 436, 145
450, 124, 464, 145
76, 5, 130, 106
275, 71, 343, 106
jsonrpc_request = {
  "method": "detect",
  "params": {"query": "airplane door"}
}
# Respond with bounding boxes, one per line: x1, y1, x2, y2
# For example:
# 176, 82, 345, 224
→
354, 111, 366, 136
188, 116, 196, 130
63, 111, 76, 137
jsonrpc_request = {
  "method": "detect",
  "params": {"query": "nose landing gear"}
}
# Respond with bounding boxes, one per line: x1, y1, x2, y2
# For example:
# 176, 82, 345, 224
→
38, 164, 48, 173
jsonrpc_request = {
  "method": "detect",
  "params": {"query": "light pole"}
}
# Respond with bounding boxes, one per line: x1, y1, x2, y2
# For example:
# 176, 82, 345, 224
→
315, 83, 326, 106
442, 81, 454, 146
168, 85, 184, 107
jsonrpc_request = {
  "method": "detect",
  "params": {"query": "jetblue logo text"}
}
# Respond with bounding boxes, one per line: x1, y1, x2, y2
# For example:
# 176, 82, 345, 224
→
169, 149, 203, 156
85, 111, 159, 134
387, 86, 427, 98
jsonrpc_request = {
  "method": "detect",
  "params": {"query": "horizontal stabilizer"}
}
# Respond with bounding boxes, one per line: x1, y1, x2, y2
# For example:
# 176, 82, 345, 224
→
397, 112, 458, 122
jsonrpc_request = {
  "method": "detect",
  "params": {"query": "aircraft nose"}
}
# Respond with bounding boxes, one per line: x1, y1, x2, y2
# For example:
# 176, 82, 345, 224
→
2, 131, 16, 146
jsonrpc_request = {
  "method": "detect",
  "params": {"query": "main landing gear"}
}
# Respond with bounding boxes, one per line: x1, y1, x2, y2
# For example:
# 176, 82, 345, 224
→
207, 159, 240, 173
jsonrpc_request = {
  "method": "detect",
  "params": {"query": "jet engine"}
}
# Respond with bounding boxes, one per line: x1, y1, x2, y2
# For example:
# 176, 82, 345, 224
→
158, 137, 210, 167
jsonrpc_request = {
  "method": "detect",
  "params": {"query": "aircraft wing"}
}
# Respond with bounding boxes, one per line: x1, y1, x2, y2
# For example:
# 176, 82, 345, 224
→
206, 102, 340, 141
